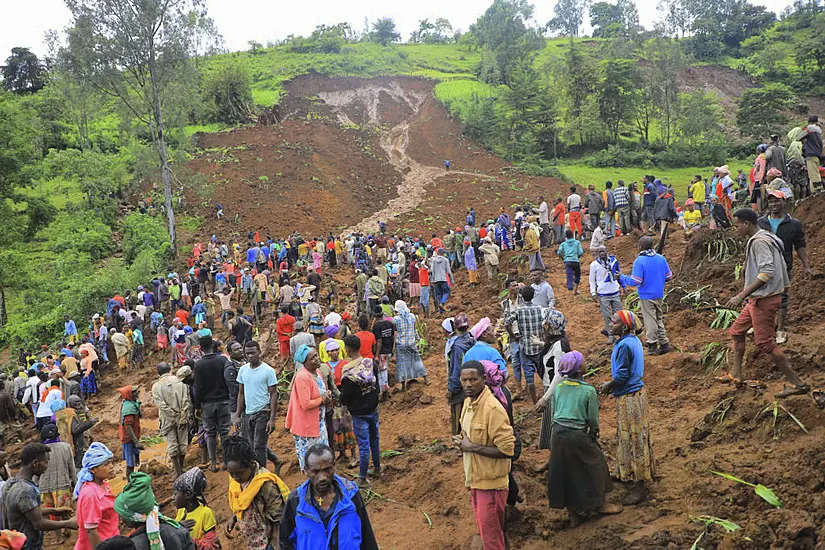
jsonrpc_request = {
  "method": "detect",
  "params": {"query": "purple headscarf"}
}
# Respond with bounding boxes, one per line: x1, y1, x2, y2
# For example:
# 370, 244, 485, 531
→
480, 360, 507, 409
558, 351, 583, 377
325, 325, 339, 338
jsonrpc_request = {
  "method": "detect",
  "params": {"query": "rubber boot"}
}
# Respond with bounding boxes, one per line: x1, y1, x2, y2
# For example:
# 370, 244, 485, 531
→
647, 343, 660, 356
526, 383, 538, 404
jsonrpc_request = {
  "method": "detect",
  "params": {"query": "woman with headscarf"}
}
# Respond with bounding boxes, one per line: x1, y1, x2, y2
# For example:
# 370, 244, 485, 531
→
546, 351, 620, 527
464, 317, 507, 375
392, 300, 428, 391
341, 335, 381, 487
191, 297, 206, 326
327, 340, 358, 468
318, 325, 347, 364
480, 360, 523, 513
171, 323, 187, 366
600, 310, 655, 506
74, 442, 119, 549
463, 240, 478, 287
114, 472, 194, 550
37, 423, 76, 520
173, 468, 220, 550
156, 314, 169, 350
536, 309, 572, 466
786, 127, 810, 199
183, 326, 202, 363
132, 326, 145, 365
285, 345, 332, 472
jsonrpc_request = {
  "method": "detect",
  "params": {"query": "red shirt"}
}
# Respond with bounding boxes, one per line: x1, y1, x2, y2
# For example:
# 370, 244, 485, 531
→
553, 203, 566, 225
479, 227, 487, 239
119, 414, 141, 444
276, 314, 296, 342
75, 481, 119, 550
355, 330, 376, 359
418, 265, 430, 286
431, 238, 443, 249
174, 310, 189, 324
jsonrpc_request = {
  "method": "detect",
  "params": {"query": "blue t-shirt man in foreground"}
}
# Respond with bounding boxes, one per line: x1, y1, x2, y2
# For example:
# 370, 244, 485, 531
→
619, 236, 674, 356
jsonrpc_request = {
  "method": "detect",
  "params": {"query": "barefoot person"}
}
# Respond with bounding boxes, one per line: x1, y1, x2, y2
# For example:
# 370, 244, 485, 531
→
600, 311, 655, 506
724, 208, 809, 398
546, 351, 621, 527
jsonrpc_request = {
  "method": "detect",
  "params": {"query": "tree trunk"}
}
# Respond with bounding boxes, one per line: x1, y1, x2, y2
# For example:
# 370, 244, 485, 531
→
0, 286, 7, 328
148, 43, 177, 257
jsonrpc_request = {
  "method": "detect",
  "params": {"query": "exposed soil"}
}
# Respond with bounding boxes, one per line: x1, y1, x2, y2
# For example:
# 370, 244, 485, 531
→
24, 75, 825, 549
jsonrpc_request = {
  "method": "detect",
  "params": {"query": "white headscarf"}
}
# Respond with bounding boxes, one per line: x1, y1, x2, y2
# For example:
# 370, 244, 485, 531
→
394, 300, 410, 315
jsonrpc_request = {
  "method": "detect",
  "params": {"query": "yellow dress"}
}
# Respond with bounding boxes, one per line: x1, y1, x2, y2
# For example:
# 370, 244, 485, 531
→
176, 504, 217, 541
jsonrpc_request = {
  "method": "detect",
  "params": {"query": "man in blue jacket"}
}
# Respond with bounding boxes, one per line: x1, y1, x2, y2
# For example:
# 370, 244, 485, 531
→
620, 236, 674, 355
279, 443, 378, 550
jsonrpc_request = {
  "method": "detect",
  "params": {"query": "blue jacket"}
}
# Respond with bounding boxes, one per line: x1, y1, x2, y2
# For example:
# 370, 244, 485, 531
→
463, 341, 507, 375
448, 333, 475, 395
557, 239, 584, 263
611, 333, 645, 397
620, 252, 672, 300
280, 475, 378, 550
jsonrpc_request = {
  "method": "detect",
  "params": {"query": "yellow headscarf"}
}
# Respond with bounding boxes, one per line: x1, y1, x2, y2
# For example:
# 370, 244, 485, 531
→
228, 469, 290, 520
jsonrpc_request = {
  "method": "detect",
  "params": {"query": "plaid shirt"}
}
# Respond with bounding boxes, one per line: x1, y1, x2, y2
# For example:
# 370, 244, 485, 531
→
613, 186, 630, 209
393, 312, 418, 348
506, 302, 544, 355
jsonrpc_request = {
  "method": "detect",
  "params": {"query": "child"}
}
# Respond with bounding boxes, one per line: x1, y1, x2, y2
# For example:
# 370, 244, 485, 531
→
174, 467, 221, 550
117, 385, 142, 479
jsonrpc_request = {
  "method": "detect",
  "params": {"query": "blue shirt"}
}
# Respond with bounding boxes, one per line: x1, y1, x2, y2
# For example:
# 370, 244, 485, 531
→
447, 333, 475, 394
557, 239, 584, 263
237, 362, 278, 415
620, 252, 672, 300
768, 217, 782, 234
463, 341, 507, 376
644, 183, 656, 206
64, 320, 77, 336
611, 333, 645, 397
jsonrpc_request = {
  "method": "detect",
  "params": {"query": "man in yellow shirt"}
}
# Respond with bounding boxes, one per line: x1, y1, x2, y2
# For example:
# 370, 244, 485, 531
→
689, 175, 707, 216
681, 199, 703, 237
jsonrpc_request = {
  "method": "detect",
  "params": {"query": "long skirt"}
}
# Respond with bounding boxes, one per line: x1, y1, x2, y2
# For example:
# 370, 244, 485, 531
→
293, 418, 329, 471
157, 332, 169, 350
538, 403, 553, 450
408, 282, 421, 298
80, 372, 97, 395
616, 389, 656, 483
174, 342, 186, 365
332, 404, 356, 453
395, 345, 427, 382
547, 424, 612, 511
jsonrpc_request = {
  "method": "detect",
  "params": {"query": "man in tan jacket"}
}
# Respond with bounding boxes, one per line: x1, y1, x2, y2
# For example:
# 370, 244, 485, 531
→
454, 360, 515, 550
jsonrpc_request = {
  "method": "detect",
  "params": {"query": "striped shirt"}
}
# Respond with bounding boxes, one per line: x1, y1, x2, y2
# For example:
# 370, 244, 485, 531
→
613, 186, 630, 209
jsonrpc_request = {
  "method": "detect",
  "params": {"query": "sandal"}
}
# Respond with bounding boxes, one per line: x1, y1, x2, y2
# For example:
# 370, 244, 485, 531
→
811, 390, 825, 410
775, 384, 810, 399
716, 372, 742, 386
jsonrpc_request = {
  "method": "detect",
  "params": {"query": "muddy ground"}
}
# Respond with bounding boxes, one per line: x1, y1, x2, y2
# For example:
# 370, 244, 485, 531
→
21, 75, 825, 550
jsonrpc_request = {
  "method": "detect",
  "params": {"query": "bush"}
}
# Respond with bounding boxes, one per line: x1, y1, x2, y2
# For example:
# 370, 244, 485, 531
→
202, 62, 254, 124
122, 213, 170, 264
584, 145, 654, 168
653, 136, 729, 168
39, 212, 114, 261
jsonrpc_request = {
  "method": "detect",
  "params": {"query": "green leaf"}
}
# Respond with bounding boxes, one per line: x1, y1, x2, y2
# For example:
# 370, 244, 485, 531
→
754, 484, 783, 508
711, 471, 754, 487
690, 532, 704, 550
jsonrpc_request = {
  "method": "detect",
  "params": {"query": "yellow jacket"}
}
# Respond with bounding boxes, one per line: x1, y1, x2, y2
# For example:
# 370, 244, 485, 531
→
522, 226, 540, 253
460, 387, 515, 490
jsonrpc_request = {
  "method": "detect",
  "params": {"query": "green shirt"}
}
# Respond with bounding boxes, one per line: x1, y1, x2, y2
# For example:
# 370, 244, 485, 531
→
169, 284, 181, 300
551, 380, 599, 431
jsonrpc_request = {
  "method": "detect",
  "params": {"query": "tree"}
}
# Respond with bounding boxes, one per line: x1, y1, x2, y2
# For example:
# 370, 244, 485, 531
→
62, 0, 217, 257
590, 0, 640, 37
370, 18, 401, 46
202, 62, 253, 123
410, 19, 435, 44
796, 13, 825, 74
0, 249, 24, 327
679, 90, 723, 142
548, 0, 590, 37
598, 58, 639, 140
736, 83, 798, 136
0, 92, 37, 198
657, 0, 694, 38
643, 38, 684, 145
1, 48, 46, 94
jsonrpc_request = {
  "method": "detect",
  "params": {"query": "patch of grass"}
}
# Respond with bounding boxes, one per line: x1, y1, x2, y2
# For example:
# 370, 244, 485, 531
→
184, 123, 227, 137
18, 176, 84, 210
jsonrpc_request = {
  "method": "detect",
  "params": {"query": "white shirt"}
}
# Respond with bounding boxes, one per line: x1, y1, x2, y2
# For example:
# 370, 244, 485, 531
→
590, 226, 606, 250
37, 388, 62, 418
538, 201, 550, 225
324, 312, 342, 328
22, 376, 40, 405
567, 194, 582, 211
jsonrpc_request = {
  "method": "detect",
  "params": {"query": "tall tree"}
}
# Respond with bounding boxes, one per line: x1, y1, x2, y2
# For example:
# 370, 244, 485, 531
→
598, 58, 639, 140
679, 90, 723, 143
590, 0, 640, 37
63, 0, 216, 257
736, 83, 797, 136
643, 38, 684, 145
0, 92, 37, 197
1, 48, 46, 94
549, 0, 590, 37
370, 17, 401, 46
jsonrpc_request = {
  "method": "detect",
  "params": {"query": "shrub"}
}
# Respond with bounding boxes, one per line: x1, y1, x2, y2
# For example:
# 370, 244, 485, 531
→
39, 212, 114, 261
122, 213, 170, 264
202, 62, 254, 124
654, 137, 729, 168
584, 145, 654, 168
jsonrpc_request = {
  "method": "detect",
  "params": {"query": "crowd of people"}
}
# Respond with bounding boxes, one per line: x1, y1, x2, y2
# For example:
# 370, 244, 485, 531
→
0, 114, 820, 550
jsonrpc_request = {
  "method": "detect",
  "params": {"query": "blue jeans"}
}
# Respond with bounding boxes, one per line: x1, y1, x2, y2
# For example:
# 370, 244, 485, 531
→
432, 281, 450, 308
603, 211, 616, 237
352, 411, 381, 479
518, 348, 541, 385
510, 341, 523, 382
419, 286, 430, 312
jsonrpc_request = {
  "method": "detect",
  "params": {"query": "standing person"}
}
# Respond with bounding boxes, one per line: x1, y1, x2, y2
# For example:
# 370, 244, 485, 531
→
392, 301, 428, 391
151, 362, 190, 479
74, 443, 119, 550
619, 236, 674, 356
535, 310, 571, 470
689, 176, 707, 216
371, 307, 395, 399
464, 240, 479, 287
354, 270, 368, 317
557, 230, 584, 296
223, 341, 244, 431
522, 217, 544, 271
193, 337, 231, 473
545, 352, 620, 526
324, 341, 358, 467
589, 246, 622, 344
114, 472, 194, 550
110, 328, 131, 370
653, 185, 677, 245
723, 208, 809, 397
36, 424, 76, 522
505, 286, 544, 404
289, 323, 315, 366
340, 336, 381, 487
530, 269, 556, 309
464, 318, 506, 373
172, 468, 220, 550
2, 443, 77, 549
224, 435, 289, 550
236, 341, 280, 472
279, 444, 378, 550
757, 191, 813, 345
446, 314, 475, 435
354, 316, 376, 362
583, 185, 604, 239
418, 257, 431, 317
799, 115, 822, 190
501, 281, 524, 399
787, 126, 811, 198
551, 198, 566, 245
117, 386, 142, 480
600, 311, 655, 506
285, 346, 331, 473
478, 237, 501, 281
613, 180, 631, 236
765, 133, 786, 176
566, 186, 583, 240
454, 361, 515, 550
642, 176, 657, 233
64, 316, 78, 345
365, 270, 384, 314
430, 249, 454, 314
79, 350, 97, 402
67, 396, 97, 469
538, 196, 551, 247
602, 181, 616, 238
